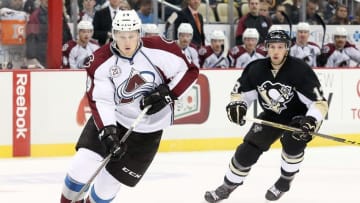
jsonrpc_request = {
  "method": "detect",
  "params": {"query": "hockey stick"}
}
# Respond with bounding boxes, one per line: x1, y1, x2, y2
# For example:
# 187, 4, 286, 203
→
314, 13, 326, 51
280, 11, 292, 38
71, 105, 152, 203
244, 117, 360, 146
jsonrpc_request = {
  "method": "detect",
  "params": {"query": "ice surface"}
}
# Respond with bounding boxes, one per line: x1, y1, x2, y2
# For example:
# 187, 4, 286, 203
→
0, 146, 359, 203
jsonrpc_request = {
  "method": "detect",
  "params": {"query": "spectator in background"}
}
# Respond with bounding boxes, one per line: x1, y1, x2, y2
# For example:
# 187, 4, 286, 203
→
290, 22, 320, 67
259, 1, 271, 19
229, 28, 266, 68
323, 0, 338, 23
94, 0, 108, 11
119, 0, 131, 10
235, 0, 272, 45
263, 0, 283, 11
174, 0, 204, 48
176, 23, 200, 68
282, 0, 300, 24
78, 0, 96, 22
128, 0, 140, 11
198, 30, 229, 68
62, 8, 73, 45
25, 0, 48, 68
328, 4, 351, 25
305, 0, 320, 25
142, 23, 160, 37
62, 20, 100, 69
271, 4, 288, 24
25, 0, 72, 68
1, 0, 24, 11
23, 0, 36, 14
0, 3, 28, 69
92, 0, 123, 45
319, 27, 360, 67
137, 0, 154, 23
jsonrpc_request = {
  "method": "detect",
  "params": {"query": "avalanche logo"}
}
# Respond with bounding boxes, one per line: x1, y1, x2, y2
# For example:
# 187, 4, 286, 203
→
117, 69, 155, 104
257, 81, 294, 114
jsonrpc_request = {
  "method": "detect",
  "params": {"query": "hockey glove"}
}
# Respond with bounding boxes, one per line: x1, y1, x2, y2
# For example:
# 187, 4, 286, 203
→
226, 101, 247, 126
292, 116, 317, 142
99, 125, 126, 159
316, 53, 327, 67
140, 84, 176, 115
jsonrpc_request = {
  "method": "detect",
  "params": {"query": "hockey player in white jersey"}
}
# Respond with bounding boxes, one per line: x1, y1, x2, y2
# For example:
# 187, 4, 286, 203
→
229, 28, 266, 68
60, 10, 199, 203
290, 22, 320, 67
141, 23, 160, 37
62, 20, 100, 69
176, 23, 200, 68
198, 30, 230, 68
319, 27, 360, 67
204, 30, 328, 202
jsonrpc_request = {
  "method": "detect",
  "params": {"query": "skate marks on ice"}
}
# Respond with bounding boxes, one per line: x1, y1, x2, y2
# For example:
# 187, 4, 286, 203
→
0, 147, 359, 203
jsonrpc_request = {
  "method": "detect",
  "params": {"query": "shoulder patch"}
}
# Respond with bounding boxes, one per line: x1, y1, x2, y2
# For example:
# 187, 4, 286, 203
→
231, 46, 240, 55
323, 45, 330, 53
62, 43, 69, 51
198, 47, 207, 56
109, 65, 121, 78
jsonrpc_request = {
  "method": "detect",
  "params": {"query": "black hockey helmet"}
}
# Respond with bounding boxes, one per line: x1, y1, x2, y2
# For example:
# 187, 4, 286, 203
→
264, 30, 291, 50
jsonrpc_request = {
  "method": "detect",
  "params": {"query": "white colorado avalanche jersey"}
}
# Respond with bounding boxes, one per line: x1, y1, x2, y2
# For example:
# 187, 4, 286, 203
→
84, 36, 199, 132
229, 45, 266, 68
323, 42, 360, 67
62, 40, 100, 68
183, 46, 200, 68
198, 46, 230, 68
290, 42, 320, 67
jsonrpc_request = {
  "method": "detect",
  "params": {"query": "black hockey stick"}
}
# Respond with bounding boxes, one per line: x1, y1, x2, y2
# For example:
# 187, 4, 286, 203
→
71, 105, 152, 203
244, 117, 360, 146
314, 13, 326, 51
280, 11, 292, 38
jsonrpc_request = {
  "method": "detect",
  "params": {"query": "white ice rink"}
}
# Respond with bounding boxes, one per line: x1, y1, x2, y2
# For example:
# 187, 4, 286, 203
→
0, 146, 360, 203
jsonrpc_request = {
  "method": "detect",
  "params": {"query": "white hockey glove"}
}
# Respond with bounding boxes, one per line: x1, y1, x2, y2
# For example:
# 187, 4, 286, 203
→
226, 101, 247, 126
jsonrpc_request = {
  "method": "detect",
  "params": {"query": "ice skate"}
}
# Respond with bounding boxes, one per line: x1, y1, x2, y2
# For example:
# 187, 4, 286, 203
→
265, 176, 293, 201
265, 185, 285, 201
204, 184, 237, 203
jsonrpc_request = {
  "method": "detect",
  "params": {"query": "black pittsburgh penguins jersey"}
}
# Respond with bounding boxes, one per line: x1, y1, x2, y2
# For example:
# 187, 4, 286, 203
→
232, 56, 328, 123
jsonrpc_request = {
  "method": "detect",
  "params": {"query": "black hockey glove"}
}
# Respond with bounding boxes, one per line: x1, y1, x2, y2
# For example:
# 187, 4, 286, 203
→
99, 125, 126, 159
316, 53, 327, 67
226, 101, 247, 126
140, 84, 176, 115
292, 116, 317, 142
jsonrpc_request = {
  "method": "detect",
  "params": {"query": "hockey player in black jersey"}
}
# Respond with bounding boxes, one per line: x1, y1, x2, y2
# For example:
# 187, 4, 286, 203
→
204, 30, 328, 202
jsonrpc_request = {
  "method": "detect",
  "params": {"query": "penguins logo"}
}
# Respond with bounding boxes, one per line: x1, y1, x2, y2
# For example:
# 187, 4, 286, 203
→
257, 81, 294, 114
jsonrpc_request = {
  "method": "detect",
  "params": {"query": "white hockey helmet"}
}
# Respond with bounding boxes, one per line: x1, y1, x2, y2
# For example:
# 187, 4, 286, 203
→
296, 22, 310, 32
142, 24, 159, 34
333, 27, 348, 37
178, 23, 193, 35
210, 30, 226, 40
268, 25, 283, 33
242, 28, 259, 41
78, 20, 93, 31
112, 9, 142, 32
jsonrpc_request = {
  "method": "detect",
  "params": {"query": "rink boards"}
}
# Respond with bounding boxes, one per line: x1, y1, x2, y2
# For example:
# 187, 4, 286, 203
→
0, 68, 359, 157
